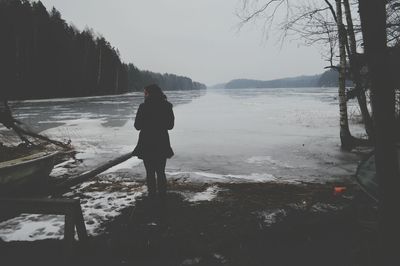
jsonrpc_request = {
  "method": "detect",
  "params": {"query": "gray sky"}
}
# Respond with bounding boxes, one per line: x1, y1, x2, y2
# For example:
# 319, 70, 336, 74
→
38, 0, 326, 86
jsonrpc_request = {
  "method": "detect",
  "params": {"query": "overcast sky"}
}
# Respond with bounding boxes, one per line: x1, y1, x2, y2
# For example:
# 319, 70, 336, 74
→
38, 0, 326, 86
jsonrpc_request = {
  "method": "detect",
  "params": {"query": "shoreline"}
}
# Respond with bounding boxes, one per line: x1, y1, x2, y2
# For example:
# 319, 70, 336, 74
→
0, 179, 378, 266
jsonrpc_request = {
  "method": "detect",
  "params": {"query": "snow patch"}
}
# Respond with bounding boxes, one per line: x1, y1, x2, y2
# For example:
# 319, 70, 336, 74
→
188, 186, 220, 202
167, 171, 276, 183
0, 180, 145, 242
50, 159, 76, 177
181, 257, 201, 265
0, 214, 64, 241
257, 209, 287, 227
102, 157, 142, 174
310, 203, 344, 213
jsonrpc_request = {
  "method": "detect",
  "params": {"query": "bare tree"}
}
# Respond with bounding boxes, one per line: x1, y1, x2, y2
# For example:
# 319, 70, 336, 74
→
237, 0, 363, 149
343, 0, 374, 140
335, 0, 354, 149
238, 0, 400, 262
359, 1, 400, 264
387, 0, 400, 46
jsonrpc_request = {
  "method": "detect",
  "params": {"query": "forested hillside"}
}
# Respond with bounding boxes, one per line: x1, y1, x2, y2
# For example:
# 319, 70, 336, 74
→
127, 64, 206, 92
224, 69, 350, 89
0, 0, 205, 100
225, 74, 320, 89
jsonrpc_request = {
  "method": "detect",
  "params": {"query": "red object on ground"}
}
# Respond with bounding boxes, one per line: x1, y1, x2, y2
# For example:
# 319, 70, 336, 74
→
333, 186, 346, 196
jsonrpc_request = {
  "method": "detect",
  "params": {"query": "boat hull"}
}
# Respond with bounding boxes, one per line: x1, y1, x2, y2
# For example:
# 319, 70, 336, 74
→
0, 152, 58, 193
355, 149, 400, 202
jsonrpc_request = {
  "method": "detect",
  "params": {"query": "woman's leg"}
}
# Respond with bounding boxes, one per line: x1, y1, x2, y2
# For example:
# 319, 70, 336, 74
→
155, 158, 167, 198
143, 159, 156, 198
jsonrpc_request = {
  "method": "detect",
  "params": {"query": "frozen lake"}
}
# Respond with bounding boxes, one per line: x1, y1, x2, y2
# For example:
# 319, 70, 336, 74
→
6, 87, 363, 183
0, 87, 365, 241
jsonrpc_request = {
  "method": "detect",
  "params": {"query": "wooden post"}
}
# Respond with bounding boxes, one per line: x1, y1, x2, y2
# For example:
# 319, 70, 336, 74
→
64, 208, 76, 256
0, 197, 88, 256
74, 202, 88, 241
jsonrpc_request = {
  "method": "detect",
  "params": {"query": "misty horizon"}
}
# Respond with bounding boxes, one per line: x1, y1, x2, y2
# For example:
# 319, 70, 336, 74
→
37, 0, 327, 86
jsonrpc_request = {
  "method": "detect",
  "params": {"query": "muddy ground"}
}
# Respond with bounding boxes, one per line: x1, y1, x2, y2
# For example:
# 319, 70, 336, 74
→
0, 181, 378, 266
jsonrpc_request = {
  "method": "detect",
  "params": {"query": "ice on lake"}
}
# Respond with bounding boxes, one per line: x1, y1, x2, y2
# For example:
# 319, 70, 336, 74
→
0, 87, 364, 241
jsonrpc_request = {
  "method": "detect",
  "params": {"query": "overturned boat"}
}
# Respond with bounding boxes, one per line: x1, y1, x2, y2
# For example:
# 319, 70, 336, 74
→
0, 151, 59, 193
355, 149, 400, 202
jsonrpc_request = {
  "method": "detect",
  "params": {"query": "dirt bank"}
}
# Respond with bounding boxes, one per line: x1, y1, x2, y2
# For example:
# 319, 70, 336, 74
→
0, 181, 378, 266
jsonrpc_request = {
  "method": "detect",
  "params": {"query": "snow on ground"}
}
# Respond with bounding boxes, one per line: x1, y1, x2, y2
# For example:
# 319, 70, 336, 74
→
257, 209, 288, 227
0, 179, 145, 242
102, 157, 142, 174
50, 159, 76, 177
310, 202, 344, 213
74, 181, 145, 235
167, 171, 277, 183
187, 185, 221, 202
256, 202, 346, 228
0, 215, 64, 241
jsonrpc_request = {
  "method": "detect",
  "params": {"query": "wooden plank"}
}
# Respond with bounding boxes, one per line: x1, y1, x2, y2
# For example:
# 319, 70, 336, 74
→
0, 198, 81, 215
53, 152, 133, 192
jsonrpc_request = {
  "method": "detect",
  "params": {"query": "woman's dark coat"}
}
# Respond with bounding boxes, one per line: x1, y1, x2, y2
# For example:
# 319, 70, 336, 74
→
132, 97, 174, 159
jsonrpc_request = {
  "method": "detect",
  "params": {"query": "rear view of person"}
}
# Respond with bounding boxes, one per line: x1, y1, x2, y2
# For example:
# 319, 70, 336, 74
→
132, 84, 174, 199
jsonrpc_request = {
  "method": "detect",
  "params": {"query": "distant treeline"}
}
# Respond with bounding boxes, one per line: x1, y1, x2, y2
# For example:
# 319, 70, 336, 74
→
0, 0, 205, 100
126, 64, 206, 91
224, 69, 351, 89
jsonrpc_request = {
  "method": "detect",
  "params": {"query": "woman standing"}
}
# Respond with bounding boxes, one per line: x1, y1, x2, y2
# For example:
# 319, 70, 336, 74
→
132, 84, 174, 199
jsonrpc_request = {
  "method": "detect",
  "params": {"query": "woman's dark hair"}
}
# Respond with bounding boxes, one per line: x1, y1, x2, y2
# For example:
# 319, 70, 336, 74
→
144, 84, 166, 100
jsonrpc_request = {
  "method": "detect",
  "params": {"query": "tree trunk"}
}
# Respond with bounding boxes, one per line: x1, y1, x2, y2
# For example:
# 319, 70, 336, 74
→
115, 66, 119, 94
343, 0, 374, 141
359, 1, 400, 265
336, 0, 353, 150
97, 46, 102, 87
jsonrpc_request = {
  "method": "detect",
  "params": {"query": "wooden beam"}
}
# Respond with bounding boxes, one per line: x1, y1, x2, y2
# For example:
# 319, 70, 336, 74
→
0, 197, 80, 214
53, 152, 133, 193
